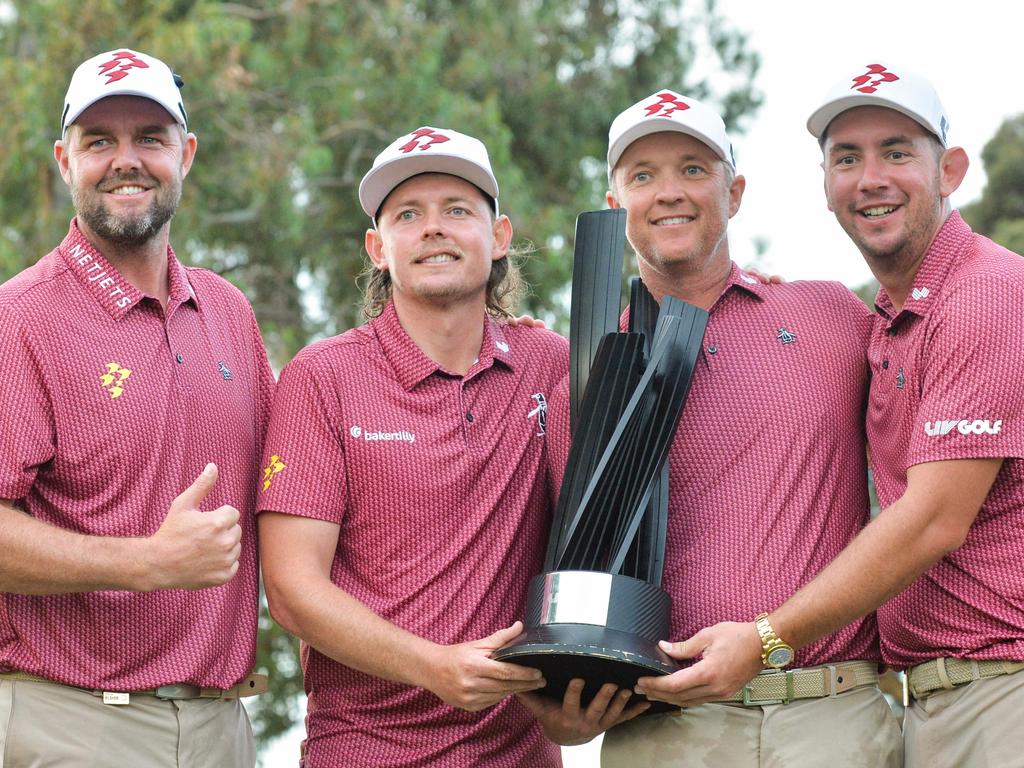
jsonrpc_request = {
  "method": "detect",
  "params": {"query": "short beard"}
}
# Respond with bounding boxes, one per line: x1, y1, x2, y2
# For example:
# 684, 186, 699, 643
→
72, 172, 182, 248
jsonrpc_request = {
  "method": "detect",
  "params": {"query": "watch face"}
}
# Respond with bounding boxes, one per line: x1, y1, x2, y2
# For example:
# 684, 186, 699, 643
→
767, 646, 794, 668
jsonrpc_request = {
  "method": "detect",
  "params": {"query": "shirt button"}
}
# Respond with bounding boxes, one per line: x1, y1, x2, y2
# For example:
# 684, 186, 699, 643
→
882, 360, 889, 369
887, 328, 897, 336
466, 412, 474, 423
707, 345, 718, 355
176, 353, 184, 363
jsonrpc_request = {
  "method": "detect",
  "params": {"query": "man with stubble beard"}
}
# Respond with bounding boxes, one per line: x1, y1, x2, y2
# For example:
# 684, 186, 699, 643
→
0, 49, 273, 768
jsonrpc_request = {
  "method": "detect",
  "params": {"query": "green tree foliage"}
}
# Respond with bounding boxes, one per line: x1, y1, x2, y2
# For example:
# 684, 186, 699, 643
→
0, 0, 760, 745
2, 0, 759, 362
962, 113, 1024, 255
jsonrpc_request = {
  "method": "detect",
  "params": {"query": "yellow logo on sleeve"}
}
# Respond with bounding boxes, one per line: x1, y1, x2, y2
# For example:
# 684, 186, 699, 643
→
261, 455, 286, 492
100, 362, 132, 399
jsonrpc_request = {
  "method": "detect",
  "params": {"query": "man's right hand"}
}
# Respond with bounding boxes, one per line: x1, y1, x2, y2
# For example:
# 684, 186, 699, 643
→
146, 463, 242, 590
424, 622, 546, 711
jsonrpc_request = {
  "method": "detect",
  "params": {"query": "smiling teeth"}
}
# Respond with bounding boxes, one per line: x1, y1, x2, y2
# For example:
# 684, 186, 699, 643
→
862, 206, 896, 218
112, 186, 146, 195
656, 216, 693, 225
422, 254, 456, 263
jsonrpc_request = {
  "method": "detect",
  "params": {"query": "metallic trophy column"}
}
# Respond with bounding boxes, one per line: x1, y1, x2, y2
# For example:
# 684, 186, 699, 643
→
493, 209, 708, 714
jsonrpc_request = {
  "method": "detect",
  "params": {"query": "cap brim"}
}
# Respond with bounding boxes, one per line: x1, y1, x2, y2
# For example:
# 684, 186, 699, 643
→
807, 95, 943, 144
608, 118, 732, 181
64, 91, 186, 134
359, 154, 499, 219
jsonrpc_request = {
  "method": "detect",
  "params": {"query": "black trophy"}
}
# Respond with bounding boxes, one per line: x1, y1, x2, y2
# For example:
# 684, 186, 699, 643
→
493, 208, 708, 714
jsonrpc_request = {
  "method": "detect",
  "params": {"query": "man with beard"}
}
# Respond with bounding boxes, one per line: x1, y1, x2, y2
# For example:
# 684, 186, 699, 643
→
652, 65, 1024, 767
0, 49, 273, 767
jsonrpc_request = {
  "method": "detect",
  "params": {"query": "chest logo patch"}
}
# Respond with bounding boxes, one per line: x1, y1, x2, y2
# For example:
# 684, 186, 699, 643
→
218, 362, 233, 380
528, 393, 548, 436
911, 286, 930, 300
261, 455, 286, 492
777, 327, 797, 345
896, 367, 906, 390
100, 362, 132, 399
349, 425, 416, 443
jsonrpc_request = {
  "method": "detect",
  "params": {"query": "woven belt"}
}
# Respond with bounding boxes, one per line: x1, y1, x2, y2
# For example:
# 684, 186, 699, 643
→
715, 661, 879, 706
0, 671, 268, 703
907, 657, 1024, 701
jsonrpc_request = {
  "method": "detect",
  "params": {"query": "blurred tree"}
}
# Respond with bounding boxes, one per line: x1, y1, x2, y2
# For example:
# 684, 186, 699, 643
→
961, 113, 1024, 256
0, 0, 761, 746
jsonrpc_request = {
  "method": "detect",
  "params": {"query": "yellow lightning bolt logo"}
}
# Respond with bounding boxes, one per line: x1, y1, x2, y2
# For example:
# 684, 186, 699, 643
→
99, 362, 132, 399
261, 455, 286, 492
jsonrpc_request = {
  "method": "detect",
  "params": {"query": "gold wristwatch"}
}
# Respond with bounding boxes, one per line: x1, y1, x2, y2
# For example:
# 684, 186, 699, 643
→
754, 612, 794, 669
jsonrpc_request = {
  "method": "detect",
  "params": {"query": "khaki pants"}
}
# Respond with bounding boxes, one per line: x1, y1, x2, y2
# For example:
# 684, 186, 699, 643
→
602, 686, 901, 768
905, 668, 1024, 768
0, 678, 255, 768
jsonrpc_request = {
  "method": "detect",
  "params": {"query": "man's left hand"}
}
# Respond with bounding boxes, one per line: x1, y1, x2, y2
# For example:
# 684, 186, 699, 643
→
517, 678, 649, 746
634, 622, 764, 706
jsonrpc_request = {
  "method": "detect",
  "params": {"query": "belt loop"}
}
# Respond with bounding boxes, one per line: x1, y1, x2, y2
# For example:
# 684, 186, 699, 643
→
935, 657, 954, 690
825, 664, 838, 697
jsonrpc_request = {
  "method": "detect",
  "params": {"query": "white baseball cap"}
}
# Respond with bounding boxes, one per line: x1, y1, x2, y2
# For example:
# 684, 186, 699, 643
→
62, 49, 187, 135
358, 127, 499, 222
607, 89, 736, 182
807, 62, 949, 145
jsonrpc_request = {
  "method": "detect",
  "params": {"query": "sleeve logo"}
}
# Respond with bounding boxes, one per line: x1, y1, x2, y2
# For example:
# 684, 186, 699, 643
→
100, 362, 132, 399
261, 454, 286, 492
924, 419, 1003, 437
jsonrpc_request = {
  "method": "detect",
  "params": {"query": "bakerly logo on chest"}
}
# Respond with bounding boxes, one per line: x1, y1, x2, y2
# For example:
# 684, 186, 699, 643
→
349, 425, 415, 443
924, 419, 1003, 437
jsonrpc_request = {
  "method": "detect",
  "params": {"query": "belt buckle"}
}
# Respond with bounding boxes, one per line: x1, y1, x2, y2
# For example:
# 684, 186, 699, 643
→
741, 671, 795, 706
154, 683, 201, 700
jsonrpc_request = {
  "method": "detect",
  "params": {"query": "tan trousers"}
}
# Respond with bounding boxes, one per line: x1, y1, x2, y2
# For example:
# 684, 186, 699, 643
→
602, 686, 902, 768
0, 678, 255, 768
905, 668, 1024, 768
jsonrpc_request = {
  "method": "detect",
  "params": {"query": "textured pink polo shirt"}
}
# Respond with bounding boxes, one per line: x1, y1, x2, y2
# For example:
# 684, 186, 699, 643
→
258, 302, 567, 768
0, 220, 274, 690
867, 212, 1024, 668
549, 264, 881, 667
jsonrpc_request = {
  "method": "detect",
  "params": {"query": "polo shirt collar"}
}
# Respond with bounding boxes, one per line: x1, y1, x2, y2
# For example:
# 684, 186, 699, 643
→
373, 302, 513, 391
57, 219, 197, 320
873, 211, 972, 322
704, 262, 768, 314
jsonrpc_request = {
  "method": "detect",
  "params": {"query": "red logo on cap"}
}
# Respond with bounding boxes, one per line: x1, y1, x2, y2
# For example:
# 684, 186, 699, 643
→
850, 64, 899, 94
97, 50, 151, 84
398, 128, 451, 153
644, 93, 690, 118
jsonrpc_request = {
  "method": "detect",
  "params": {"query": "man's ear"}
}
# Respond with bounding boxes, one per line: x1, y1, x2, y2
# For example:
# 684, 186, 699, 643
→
939, 146, 969, 199
54, 139, 72, 186
179, 132, 198, 179
727, 174, 746, 218
491, 214, 514, 261
365, 228, 388, 271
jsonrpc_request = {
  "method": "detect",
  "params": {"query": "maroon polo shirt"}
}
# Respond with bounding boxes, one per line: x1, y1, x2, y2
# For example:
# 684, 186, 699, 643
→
258, 302, 567, 768
867, 212, 1024, 668
0, 220, 274, 690
549, 264, 881, 667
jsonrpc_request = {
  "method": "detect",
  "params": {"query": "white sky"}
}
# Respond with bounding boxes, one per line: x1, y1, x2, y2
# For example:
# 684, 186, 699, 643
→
263, 3, 1024, 765
717, 0, 1024, 291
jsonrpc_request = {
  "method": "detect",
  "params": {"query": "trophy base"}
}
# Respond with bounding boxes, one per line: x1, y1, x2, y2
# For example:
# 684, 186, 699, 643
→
493, 622, 679, 714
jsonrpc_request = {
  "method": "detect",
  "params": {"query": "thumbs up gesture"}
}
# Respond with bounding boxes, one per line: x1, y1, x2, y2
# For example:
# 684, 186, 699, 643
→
145, 463, 243, 590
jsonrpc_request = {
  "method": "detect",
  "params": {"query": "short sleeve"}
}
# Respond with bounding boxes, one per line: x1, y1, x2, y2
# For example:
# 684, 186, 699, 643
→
257, 350, 348, 522
908, 273, 1024, 464
0, 304, 56, 501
